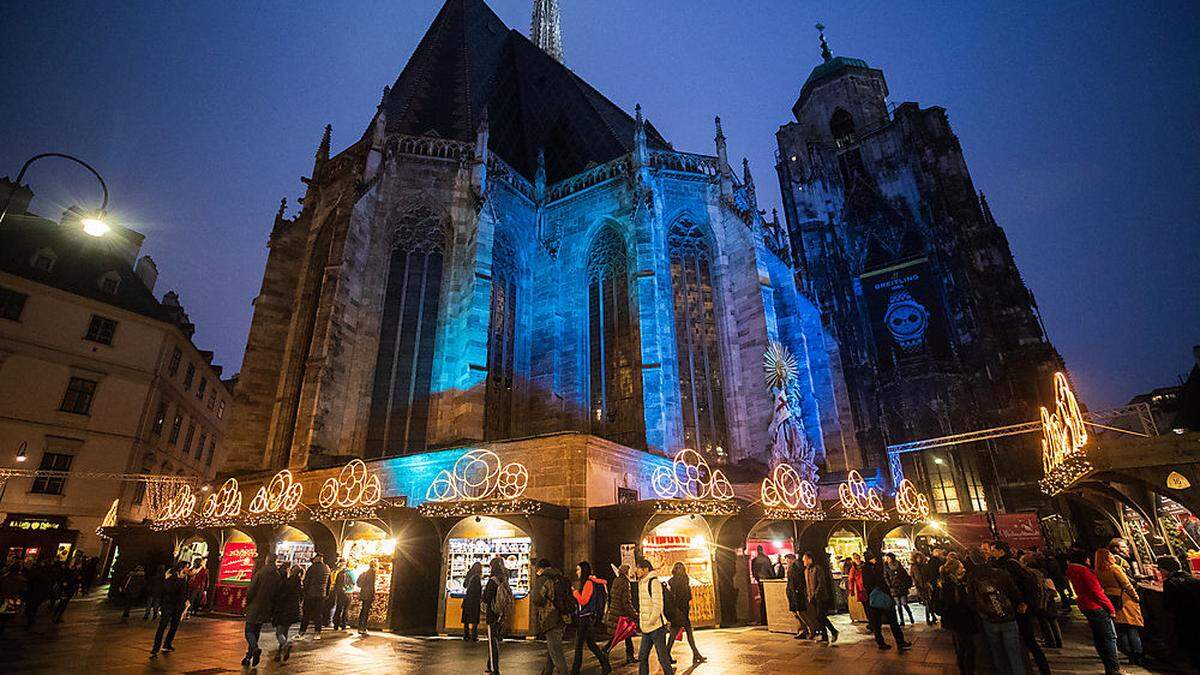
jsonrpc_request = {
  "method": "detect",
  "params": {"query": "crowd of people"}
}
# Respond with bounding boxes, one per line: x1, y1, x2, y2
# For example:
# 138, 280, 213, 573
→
0, 554, 101, 634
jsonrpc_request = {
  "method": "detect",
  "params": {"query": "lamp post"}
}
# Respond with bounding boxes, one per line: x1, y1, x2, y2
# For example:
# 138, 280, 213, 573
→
0, 152, 110, 234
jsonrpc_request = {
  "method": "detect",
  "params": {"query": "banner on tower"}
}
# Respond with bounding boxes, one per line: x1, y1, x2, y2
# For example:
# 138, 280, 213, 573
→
860, 257, 949, 364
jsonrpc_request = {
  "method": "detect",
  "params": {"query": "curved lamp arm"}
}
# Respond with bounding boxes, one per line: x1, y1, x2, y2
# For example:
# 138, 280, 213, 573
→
0, 152, 110, 226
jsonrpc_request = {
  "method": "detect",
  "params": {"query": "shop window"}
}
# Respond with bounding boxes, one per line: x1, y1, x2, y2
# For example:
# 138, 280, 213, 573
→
168, 414, 183, 444
365, 206, 447, 458
195, 432, 207, 460
183, 363, 195, 389
485, 229, 518, 440
667, 219, 729, 457
59, 377, 97, 414
925, 453, 961, 513
167, 347, 182, 376
586, 227, 645, 449
197, 378, 207, 400
152, 399, 168, 435
31, 452, 73, 494
0, 286, 28, 321
181, 423, 196, 456
84, 314, 117, 345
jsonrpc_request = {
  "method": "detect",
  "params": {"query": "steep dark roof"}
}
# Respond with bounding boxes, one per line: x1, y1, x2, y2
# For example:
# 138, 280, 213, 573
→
383, 0, 669, 183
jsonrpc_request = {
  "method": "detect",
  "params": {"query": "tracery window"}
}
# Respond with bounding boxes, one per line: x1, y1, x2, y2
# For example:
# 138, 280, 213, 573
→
485, 230, 518, 440
366, 206, 447, 457
924, 452, 961, 513
587, 228, 644, 448
667, 220, 729, 457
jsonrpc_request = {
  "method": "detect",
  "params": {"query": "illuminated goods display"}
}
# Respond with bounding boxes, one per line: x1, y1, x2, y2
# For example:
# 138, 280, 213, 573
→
652, 449, 734, 501
320, 459, 382, 508
248, 470, 304, 514
427, 449, 529, 502
838, 470, 885, 519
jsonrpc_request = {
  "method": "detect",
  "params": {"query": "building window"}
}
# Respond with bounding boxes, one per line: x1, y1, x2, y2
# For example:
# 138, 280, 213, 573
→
960, 452, 989, 511
206, 390, 217, 411
667, 220, 729, 457
31, 248, 56, 272
152, 399, 168, 435
586, 227, 645, 449
216, 400, 225, 419
830, 108, 856, 144
59, 377, 98, 415
168, 414, 183, 444
181, 423, 196, 455
195, 432, 207, 460
196, 378, 207, 400
183, 363, 195, 389
924, 453, 961, 513
205, 439, 215, 466
84, 315, 118, 345
0, 287, 28, 321
167, 347, 182, 376
99, 273, 120, 294
31, 452, 73, 495
484, 230, 518, 440
365, 207, 447, 458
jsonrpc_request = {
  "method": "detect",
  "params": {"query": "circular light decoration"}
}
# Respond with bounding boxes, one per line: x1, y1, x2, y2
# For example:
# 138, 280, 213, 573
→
838, 470, 884, 518
249, 469, 303, 514
895, 478, 931, 521
426, 449, 529, 502
761, 463, 818, 510
652, 449, 734, 501
155, 484, 197, 522
319, 459, 382, 509
201, 478, 242, 519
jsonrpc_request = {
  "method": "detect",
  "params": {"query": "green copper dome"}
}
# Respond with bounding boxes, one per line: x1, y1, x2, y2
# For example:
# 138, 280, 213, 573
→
804, 55, 871, 87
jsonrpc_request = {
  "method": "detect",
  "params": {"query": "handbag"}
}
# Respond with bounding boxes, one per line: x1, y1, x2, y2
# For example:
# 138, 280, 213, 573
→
868, 588, 894, 610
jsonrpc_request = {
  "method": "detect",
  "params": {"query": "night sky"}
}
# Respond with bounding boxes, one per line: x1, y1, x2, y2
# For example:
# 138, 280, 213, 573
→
2, 1, 1197, 409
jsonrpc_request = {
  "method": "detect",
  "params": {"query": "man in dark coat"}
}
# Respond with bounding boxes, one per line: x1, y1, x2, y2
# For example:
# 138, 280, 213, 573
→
150, 562, 190, 656
784, 553, 811, 638
299, 553, 330, 637
984, 541, 1050, 675
862, 550, 909, 651
533, 559, 569, 674
751, 546, 774, 624
241, 554, 281, 667
329, 559, 352, 631
803, 553, 839, 643
356, 560, 377, 635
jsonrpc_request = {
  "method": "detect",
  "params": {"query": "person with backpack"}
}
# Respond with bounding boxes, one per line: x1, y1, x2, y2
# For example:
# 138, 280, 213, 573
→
461, 561, 484, 642
1095, 547, 1144, 667
272, 564, 303, 663
937, 557, 979, 675
533, 559, 570, 674
482, 556, 514, 675
883, 552, 915, 625
862, 550, 909, 651
329, 558, 353, 631
570, 561, 613, 674
242, 554, 282, 667
356, 559, 378, 635
985, 541, 1050, 675
1065, 548, 1121, 674
119, 565, 146, 622
633, 559, 674, 675
664, 561, 706, 665
605, 563, 638, 665
1020, 553, 1062, 648
966, 548, 1024, 675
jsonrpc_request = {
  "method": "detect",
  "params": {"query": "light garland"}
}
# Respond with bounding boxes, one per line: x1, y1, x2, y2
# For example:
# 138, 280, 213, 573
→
895, 478, 931, 523
319, 459, 381, 508
248, 469, 303, 514
838, 470, 885, 520
96, 498, 120, 539
426, 449, 529, 502
418, 498, 543, 518
761, 463, 819, 510
649, 499, 740, 517
1039, 372, 1093, 495
652, 449, 735, 501
154, 484, 197, 523
202, 478, 242, 519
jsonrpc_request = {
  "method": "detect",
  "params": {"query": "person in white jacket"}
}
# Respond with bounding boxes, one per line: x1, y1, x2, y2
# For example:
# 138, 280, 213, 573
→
635, 559, 675, 675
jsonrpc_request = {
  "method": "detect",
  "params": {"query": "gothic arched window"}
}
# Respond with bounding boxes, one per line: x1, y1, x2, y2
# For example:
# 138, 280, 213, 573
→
587, 227, 645, 448
365, 206, 447, 457
668, 220, 729, 456
485, 230, 518, 440
830, 108, 855, 144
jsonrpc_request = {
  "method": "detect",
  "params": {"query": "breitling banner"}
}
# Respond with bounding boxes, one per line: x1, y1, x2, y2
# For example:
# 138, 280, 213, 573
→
861, 258, 949, 365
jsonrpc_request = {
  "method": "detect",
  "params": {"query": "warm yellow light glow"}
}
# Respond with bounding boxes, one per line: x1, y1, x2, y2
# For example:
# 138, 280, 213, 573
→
653, 449, 734, 501
761, 463, 818, 510
201, 478, 242, 518
248, 470, 303, 514
81, 217, 110, 237
155, 484, 197, 521
838, 470, 884, 518
427, 449, 529, 502
895, 478, 931, 521
1041, 372, 1088, 474
320, 459, 382, 509
928, 519, 944, 530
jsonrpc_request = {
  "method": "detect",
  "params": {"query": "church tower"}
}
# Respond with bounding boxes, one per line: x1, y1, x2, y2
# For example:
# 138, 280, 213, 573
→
531, 0, 564, 63
775, 26, 1065, 512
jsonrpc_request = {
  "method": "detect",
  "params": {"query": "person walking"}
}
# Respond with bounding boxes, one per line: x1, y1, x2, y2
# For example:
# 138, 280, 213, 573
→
0, 563, 28, 636
1095, 547, 1144, 667
79, 556, 99, 596
242, 554, 282, 667
751, 545, 774, 624
924, 548, 946, 624
911, 551, 937, 625
985, 541, 1051, 675
119, 564, 146, 622
784, 553, 812, 639
967, 548, 1025, 675
883, 552, 915, 626
803, 552, 839, 643
143, 564, 165, 621
533, 559, 570, 675
273, 564, 303, 663
299, 553, 330, 639
1159, 555, 1200, 672
185, 559, 209, 618
329, 558, 352, 631
846, 552, 867, 623
664, 561, 705, 665
937, 557, 979, 675
461, 561, 483, 642
862, 550, 909, 651
356, 559, 377, 635
50, 561, 80, 623
634, 559, 674, 675
1065, 548, 1121, 674
1020, 553, 1062, 648
605, 563, 638, 665
482, 556, 514, 675
150, 562, 190, 657
570, 561, 613, 674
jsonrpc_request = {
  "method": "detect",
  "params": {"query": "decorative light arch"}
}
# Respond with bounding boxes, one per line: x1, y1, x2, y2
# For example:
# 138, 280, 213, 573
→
426, 449, 529, 502
838, 470, 884, 519
155, 484, 197, 522
248, 470, 303, 514
1039, 372, 1093, 495
895, 478, 931, 522
761, 463, 818, 511
320, 459, 382, 509
652, 449, 734, 501
201, 478, 242, 519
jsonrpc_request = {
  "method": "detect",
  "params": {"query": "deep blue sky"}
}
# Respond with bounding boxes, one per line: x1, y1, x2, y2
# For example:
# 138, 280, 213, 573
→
2, 1, 1197, 409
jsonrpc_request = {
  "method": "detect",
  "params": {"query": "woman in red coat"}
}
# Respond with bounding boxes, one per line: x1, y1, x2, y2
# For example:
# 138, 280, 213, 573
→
846, 553, 867, 622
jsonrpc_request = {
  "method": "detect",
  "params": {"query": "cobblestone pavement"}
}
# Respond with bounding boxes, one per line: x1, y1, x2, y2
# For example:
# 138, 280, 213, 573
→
0, 589, 1167, 674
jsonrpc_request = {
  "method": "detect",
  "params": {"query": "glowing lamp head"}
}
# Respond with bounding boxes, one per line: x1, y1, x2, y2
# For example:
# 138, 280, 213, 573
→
932, 457, 944, 465
81, 217, 110, 237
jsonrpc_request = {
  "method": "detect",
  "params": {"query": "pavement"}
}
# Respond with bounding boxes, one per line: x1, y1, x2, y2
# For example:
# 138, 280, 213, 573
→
0, 589, 1170, 674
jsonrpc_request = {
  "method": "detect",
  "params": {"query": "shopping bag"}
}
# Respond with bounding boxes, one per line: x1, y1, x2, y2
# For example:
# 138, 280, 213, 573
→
868, 588, 894, 610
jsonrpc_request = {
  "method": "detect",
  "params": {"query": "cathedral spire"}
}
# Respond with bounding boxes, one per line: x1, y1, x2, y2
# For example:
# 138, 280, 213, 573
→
715, 116, 732, 198
815, 23, 832, 63
315, 124, 332, 166
531, 0, 564, 64
534, 147, 547, 202
632, 103, 649, 167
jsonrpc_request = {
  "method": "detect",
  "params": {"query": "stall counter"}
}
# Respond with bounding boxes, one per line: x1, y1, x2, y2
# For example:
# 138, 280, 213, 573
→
762, 579, 799, 634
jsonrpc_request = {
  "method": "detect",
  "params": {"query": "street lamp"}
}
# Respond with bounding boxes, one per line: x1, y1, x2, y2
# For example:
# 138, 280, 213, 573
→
15, 441, 27, 463
0, 152, 110, 233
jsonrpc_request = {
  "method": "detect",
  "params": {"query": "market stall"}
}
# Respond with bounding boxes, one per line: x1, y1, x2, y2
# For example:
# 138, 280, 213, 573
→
826, 527, 865, 571
212, 529, 257, 614
642, 515, 718, 627
745, 520, 796, 626
340, 521, 396, 630
174, 535, 209, 567
274, 525, 316, 570
881, 526, 914, 567
440, 516, 533, 634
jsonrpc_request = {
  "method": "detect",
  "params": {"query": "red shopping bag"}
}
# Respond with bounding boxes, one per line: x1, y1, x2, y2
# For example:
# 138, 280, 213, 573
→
605, 616, 638, 652
674, 626, 684, 642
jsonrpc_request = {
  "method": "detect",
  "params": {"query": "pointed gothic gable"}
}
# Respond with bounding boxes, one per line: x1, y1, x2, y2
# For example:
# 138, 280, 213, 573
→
383, 0, 668, 184
841, 171, 924, 272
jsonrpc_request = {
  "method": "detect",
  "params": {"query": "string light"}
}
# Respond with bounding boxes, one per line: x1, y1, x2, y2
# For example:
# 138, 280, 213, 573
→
838, 470, 885, 520
426, 449, 529, 502
1039, 372, 1093, 495
319, 459, 381, 509
652, 449, 735, 501
418, 497, 543, 518
895, 478, 931, 523
248, 469, 303, 514
96, 498, 120, 539
202, 478, 242, 519
649, 499, 740, 517
154, 484, 197, 522
761, 463, 824, 519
